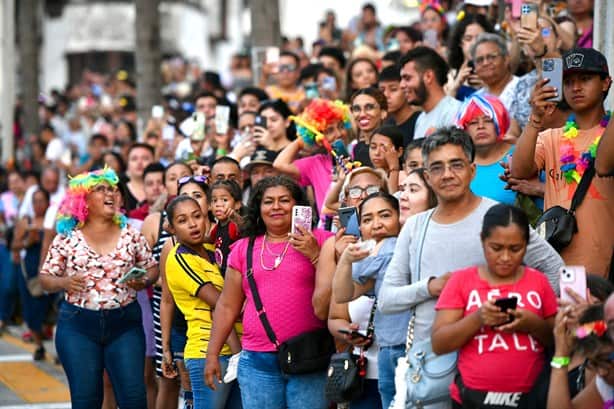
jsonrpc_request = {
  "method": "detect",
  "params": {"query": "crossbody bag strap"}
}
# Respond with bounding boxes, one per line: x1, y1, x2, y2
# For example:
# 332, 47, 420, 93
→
569, 163, 595, 213
405, 208, 435, 353
246, 236, 280, 348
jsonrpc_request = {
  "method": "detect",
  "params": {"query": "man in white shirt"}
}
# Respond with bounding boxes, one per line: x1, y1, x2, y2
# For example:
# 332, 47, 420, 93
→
399, 46, 461, 140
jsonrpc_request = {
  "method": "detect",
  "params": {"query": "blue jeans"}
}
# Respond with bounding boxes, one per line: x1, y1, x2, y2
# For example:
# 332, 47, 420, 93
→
16, 270, 52, 333
0, 245, 18, 322
350, 379, 383, 409
378, 344, 406, 409
55, 301, 147, 409
237, 350, 328, 409
185, 355, 242, 409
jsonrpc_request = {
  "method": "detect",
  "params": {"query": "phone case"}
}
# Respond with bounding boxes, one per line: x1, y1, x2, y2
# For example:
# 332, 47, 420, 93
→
560, 266, 587, 303
118, 267, 147, 284
520, 3, 538, 29
291, 206, 312, 234
542, 58, 563, 102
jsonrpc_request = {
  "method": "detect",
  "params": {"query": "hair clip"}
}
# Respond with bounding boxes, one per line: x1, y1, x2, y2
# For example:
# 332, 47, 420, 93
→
575, 320, 607, 339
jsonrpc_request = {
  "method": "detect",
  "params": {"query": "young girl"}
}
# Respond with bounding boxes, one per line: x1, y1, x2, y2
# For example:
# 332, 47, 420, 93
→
349, 87, 388, 167
165, 195, 242, 409
398, 168, 437, 226
432, 204, 557, 409
208, 180, 243, 277
369, 125, 404, 194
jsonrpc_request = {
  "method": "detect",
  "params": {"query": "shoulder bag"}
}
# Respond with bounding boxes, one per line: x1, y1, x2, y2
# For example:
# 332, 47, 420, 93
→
246, 237, 335, 375
324, 298, 377, 403
535, 163, 595, 252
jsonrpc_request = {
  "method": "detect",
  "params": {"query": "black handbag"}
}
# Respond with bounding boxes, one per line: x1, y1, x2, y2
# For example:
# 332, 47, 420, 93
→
324, 299, 377, 403
536, 163, 595, 252
245, 237, 335, 375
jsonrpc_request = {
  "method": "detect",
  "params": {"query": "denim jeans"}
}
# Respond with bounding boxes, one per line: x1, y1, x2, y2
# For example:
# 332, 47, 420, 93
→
237, 350, 328, 409
16, 270, 52, 333
185, 355, 242, 409
55, 301, 147, 409
378, 344, 406, 409
0, 245, 18, 322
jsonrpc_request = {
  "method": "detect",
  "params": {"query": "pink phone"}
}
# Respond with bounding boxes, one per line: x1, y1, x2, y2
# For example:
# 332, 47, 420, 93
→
560, 266, 587, 303
291, 206, 312, 234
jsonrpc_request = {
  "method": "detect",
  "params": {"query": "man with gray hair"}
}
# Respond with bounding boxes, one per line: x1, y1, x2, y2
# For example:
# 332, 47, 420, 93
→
471, 33, 519, 121
378, 126, 563, 408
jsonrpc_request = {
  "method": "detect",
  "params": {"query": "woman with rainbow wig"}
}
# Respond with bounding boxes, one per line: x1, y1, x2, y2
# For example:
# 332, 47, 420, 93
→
40, 167, 158, 409
273, 98, 356, 218
455, 93, 520, 205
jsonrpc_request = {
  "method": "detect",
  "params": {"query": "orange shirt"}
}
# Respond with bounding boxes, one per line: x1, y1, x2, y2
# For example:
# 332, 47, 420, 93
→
265, 85, 305, 113
535, 126, 614, 276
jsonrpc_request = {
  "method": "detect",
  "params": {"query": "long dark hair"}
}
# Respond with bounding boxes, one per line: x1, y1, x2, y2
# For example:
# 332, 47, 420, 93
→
447, 13, 494, 70
258, 99, 297, 140
480, 204, 530, 244
241, 176, 308, 238
345, 58, 379, 101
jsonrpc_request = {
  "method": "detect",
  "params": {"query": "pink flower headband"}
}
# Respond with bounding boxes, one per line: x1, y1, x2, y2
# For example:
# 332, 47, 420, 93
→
575, 320, 607, 339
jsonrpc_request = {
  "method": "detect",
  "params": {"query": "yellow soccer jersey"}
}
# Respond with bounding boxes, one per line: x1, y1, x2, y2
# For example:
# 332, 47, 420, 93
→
165, 242, 241, 358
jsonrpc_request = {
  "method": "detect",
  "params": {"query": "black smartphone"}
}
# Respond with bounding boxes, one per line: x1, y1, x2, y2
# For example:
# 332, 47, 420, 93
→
338, 328, 368, 339
254, 115, 267, 129
467, 60, 475, 74
494, 297, 518, 325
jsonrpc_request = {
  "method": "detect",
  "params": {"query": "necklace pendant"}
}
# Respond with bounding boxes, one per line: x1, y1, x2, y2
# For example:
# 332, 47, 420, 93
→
274, 256, 281, 269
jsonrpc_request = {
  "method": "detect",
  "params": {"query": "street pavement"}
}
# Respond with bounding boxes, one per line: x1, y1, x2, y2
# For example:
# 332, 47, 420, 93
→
0, 325, 70, 409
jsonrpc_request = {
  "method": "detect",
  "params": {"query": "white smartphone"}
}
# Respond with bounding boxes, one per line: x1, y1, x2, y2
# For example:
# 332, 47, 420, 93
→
560, 266, 587, 303
291, 206, 312, 235
151, 105, 164, 119
215, 105, 231, 135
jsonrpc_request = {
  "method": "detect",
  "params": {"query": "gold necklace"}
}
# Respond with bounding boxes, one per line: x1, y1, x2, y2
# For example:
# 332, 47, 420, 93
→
260, 234, 291, 271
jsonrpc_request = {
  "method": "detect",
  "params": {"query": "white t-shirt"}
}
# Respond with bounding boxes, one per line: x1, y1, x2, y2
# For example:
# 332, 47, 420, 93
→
348, 295, 379, 380
475, 75, 520, 113
596, 375, 614, 405
413, 96, 461, 140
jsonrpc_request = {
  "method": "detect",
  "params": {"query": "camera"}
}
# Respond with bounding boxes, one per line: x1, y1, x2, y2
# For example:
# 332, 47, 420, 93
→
543, 59, 554, 72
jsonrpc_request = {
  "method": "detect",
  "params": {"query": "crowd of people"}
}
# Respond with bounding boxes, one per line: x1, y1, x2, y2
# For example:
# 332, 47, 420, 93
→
1, 0, 614, 408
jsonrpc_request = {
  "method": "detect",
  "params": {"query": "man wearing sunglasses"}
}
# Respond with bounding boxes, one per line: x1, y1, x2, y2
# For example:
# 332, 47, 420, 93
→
263, 51, 306, 114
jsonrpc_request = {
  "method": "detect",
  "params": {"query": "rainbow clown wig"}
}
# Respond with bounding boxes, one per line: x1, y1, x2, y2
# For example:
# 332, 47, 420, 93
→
290, 99, 352, 153
56, 167, 126, 235
455, 94, 511, 140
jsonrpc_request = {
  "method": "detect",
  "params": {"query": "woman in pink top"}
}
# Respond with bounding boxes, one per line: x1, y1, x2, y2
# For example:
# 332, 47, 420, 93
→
204, 176, 332, 409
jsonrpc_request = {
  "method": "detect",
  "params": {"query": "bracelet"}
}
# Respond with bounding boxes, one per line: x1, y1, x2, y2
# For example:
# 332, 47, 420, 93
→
534, 45, 548, 59
550, 356, 570, 368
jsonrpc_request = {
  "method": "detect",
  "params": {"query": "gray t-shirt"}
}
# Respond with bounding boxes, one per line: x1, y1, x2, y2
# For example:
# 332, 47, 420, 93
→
413, 95, 461, 140
378, 197, 563, 345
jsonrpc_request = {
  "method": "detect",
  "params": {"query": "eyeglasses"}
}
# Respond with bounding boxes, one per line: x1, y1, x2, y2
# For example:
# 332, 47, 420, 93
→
348, 185, 381, 199
350, 103, 379, 114
92, 184, 119, 195
427, 160, 469, 177
278, 64, 297, 73
474, 52, 502, 66
178, 175, 208, 189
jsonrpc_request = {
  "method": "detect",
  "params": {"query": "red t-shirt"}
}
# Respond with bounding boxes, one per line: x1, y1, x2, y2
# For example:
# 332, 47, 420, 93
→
435, 266, 557, 402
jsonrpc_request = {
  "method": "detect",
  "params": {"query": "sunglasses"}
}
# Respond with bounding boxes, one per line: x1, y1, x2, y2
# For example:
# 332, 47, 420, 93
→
278, 64, 297, 73
178, 175, 208, 189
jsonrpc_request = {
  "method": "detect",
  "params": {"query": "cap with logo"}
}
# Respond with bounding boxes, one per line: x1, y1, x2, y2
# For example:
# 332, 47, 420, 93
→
563, 48, 609, 77
243, 147, 279, 173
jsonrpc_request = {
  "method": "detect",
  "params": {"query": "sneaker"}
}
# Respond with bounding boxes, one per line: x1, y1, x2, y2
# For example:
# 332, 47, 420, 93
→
22, 331, 33, 343
33, 346, 45, 361
223, 352, 240, 383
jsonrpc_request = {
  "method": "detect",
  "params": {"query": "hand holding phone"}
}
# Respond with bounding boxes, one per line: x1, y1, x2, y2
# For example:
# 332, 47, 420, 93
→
560, 266, 587, 304
291, 206, 313, 235
542, 58, 563, 102
338, 207, 361, 238
493, 297, 518, 326
119, 267, 147, 284
520, 3, 539, 30
338, 328, 368, 340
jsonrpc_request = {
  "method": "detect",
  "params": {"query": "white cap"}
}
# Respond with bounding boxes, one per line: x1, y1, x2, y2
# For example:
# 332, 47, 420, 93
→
464, 0, 492, 6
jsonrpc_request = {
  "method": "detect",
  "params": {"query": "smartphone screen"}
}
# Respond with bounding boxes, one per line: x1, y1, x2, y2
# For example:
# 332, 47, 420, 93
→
338, 207, 361, 237
494, 297, 518, 326
542, 58, 563, 102
560, 266, 587, 303
215, 105, 230, 135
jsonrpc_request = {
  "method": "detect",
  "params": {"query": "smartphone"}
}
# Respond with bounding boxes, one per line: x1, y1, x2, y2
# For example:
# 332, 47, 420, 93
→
291, 206, 312, 235
265, 47, 280, 65
321, 76, 337, 92
560, 266, 587, 303
151, 105, 164, 119
254, 115, 267, 129
338, 328, 368, 339
423, 29, 439, 49
542, 58, 563, 102
494, 297, 518, 325
467, 60, 475, 74
338, 207, 361, 237
520, 3, 539, 29
162, 124, 175, 141
215, 105, 230, 135
511, 0, 522, 19
118, 267, 147, 284
305, 82, 319, 100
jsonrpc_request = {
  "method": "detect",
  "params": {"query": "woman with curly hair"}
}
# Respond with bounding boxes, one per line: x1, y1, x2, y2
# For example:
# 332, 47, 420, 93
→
40, 167, 158, 409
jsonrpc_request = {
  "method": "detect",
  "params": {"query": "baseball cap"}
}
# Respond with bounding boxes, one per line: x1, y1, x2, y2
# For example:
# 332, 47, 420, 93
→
563, 48, 609, 77
243, 148, 278, 173
464, 0, 492, 6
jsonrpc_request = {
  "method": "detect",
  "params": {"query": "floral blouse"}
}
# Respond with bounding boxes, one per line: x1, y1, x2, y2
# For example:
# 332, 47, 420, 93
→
40, 225, 156, 310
